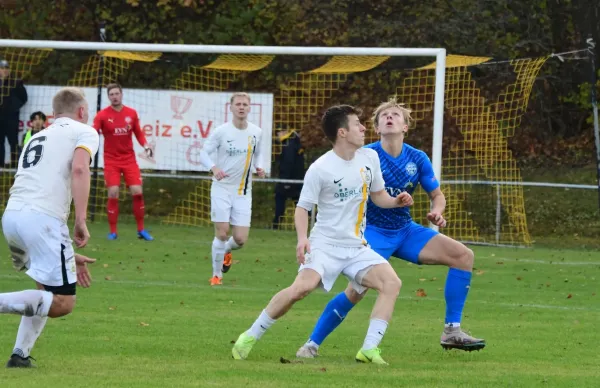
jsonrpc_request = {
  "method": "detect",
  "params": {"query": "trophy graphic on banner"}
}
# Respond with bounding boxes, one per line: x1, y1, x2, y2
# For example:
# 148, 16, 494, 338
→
171, 95, 192, 119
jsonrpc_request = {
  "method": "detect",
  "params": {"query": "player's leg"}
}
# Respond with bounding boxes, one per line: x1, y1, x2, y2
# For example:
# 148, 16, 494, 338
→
104, 164, 121, 239
407, 226, 484, 351
233, 246, 337, 360
1, 211, 78, 367
209, 185, 233, 284
222, 194, 251, 273
297, 226, 398, 357
126, 164, 153, 240
350, 251, 402, 365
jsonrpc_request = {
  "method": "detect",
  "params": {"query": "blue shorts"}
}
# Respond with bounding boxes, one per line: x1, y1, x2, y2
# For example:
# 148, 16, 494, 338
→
364, 222, 438, 264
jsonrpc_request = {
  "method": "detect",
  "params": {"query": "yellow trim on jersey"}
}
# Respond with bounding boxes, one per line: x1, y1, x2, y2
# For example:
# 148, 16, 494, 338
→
237, 136, 254, 195
76, 145, 93, 158
355, 168, 368, 237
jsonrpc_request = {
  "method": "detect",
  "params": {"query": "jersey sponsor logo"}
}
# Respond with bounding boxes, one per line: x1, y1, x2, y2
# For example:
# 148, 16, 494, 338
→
406, 162, 417, 176
385, 186, 404, 197
333, 177, 343, 184
114, 127, 129, 135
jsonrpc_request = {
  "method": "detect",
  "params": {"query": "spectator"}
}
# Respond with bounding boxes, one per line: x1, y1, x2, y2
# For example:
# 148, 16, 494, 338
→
272, 128, 305, 229
0, 59, 28, 167
23, 111, 47, 147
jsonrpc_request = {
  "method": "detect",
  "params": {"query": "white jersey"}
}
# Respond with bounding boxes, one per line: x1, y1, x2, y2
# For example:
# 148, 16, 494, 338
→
6, 117, 100, 223
201, 121, 263, 195
298, 148, 385, 247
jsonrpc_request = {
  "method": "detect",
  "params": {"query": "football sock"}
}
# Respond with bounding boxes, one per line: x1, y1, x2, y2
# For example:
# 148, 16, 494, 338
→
362, 318, 388, 350
444, 267, 472, 324
309, 292, 355, 345
0, 290, 53, 317
107, 198, 119, 234
225, 236, 241, 252
132, 194, 145, 232
212, 237, 226, 277
12, 315, 48, 358
247, 309, 276, 340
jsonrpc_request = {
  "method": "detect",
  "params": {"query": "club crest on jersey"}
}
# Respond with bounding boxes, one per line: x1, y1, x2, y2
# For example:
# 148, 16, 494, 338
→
406, 162, 417, 176
125, 116, 132, 123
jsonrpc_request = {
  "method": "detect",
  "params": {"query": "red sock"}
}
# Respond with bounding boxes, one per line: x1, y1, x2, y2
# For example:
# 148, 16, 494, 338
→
107, 198, 119, 234
132, 194, 145, 232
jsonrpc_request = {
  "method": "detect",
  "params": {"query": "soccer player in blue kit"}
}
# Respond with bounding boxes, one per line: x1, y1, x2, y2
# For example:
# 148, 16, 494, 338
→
296, 98, 485, 359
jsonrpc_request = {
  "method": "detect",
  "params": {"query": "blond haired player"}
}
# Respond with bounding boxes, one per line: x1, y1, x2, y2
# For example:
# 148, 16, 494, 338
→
232, 105, 413, 365
0, 87, 99, 368
198, 92, 265, 285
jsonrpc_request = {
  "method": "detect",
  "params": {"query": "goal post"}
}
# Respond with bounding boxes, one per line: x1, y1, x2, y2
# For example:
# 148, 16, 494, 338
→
0, 39, 546, 246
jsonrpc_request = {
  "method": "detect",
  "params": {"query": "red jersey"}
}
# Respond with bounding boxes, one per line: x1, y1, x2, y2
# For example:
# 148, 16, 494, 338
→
93, 105, 148, 164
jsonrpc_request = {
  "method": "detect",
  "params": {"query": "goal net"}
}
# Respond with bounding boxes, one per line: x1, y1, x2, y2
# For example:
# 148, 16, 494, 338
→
0, 41, 549, 246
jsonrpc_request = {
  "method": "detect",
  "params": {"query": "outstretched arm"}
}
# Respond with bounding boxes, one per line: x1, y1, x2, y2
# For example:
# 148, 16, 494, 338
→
370, 189, 413, 209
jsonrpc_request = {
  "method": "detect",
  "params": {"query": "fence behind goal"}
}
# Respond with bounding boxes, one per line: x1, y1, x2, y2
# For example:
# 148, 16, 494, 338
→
0, 42, 564, 247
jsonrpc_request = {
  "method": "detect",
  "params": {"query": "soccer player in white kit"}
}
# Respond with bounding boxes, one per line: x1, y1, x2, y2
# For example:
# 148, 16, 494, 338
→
0, 87, 99, 368
232, 105, 413, 365
198, 92, 265, 286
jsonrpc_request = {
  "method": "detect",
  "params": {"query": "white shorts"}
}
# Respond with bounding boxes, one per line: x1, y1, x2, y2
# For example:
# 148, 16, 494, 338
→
210, 184, 252, 227
2, 208, 76, 288
298, 242, 389, 294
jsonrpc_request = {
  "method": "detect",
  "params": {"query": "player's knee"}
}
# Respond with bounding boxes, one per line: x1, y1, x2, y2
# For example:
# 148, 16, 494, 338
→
453, 247, 474, 270
107, 188, 119, 198
233, 235, 246, 247
345, 286, 365, 304
47, 295, 76, 318
382, 275, 402, 297
289, 280, 317, 302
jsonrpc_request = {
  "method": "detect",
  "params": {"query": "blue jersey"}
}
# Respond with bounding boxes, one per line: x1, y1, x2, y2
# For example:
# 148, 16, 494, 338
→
365, 142, 439, 229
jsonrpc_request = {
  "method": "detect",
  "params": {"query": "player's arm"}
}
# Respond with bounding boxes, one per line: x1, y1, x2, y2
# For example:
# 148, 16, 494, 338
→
198, 128, 226, 179
253, 131, 265, 178
419, 154, 446, 226
132, 112, 152, 156
71, 148, 92, 222
92, 111, 103, 133
295, 166, 319, 264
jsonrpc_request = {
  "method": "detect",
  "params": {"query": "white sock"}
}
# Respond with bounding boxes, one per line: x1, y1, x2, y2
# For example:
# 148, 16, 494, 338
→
212, 237, 226, 277
0, 290, 53, 317
12, 315, 48, 358
363, 318, 388, 350
445, 322, 460, 329
225, 236, 241, 252
247, 309, 276, 340
305, 339, 320, 349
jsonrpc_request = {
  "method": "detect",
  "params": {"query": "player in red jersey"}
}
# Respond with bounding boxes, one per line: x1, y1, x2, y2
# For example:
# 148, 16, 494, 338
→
93, 83, 154, 241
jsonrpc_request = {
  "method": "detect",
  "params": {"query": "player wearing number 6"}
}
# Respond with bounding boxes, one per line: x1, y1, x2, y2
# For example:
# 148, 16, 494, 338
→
1, 87, 99, 367
296, 98, 485, 359
93, 83, 154, 241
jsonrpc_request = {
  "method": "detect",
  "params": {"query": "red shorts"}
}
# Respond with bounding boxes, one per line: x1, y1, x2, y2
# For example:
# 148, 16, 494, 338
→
104, 163, 142, 187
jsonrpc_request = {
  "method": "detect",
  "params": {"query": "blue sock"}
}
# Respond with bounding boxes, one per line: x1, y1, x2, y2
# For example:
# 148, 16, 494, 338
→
309, 292, 355, 345
444, 268, 472, 324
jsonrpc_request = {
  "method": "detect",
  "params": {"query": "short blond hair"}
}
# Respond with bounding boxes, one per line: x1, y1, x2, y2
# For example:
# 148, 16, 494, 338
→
230, 92, 251, 104
371, 97, 414, 131
52, 87, 87, 115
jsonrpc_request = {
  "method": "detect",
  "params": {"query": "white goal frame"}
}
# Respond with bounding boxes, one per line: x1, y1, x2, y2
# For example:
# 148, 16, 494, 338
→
0, 39, 447, 229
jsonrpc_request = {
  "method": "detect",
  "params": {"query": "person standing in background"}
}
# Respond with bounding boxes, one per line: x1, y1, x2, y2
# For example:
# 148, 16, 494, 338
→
0, 59, 28, 167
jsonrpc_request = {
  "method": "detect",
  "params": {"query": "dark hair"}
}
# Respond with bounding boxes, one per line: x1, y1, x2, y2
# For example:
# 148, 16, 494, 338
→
106, 83, 122, 94
321, 104, 362, 144
30, 111, 47, 122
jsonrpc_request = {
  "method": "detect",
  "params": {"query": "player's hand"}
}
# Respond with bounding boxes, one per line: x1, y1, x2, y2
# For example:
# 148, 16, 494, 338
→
73, 219, 90, 248
256, 167, 266, 178
296, 238, 311, 265
211, 166, 228, 181
396, 192, 414, 207
75, 254, 96, 288
144, 146, 153, 158
427, 212, 447, 227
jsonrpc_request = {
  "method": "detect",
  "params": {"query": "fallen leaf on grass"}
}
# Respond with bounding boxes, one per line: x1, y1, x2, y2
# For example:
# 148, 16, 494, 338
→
516, 277, 522, 281
567, 294, 572, 299
475, 270, 485, 275
108, 307, 115, 311
318, 367, 327, 372
232, 260, 241, 264
277, 268, 283, 272
419, 278, 427, 282
496, 261, 504, 265
280, 357, 303, 364
103, 264, 109, 268
416, 288, 427, 297
140, 322, 150, 327
105, 276, 112, 281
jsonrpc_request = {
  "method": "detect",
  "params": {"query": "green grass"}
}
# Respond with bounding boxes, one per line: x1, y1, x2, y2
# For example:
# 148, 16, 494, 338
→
1, 222, 599, 387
